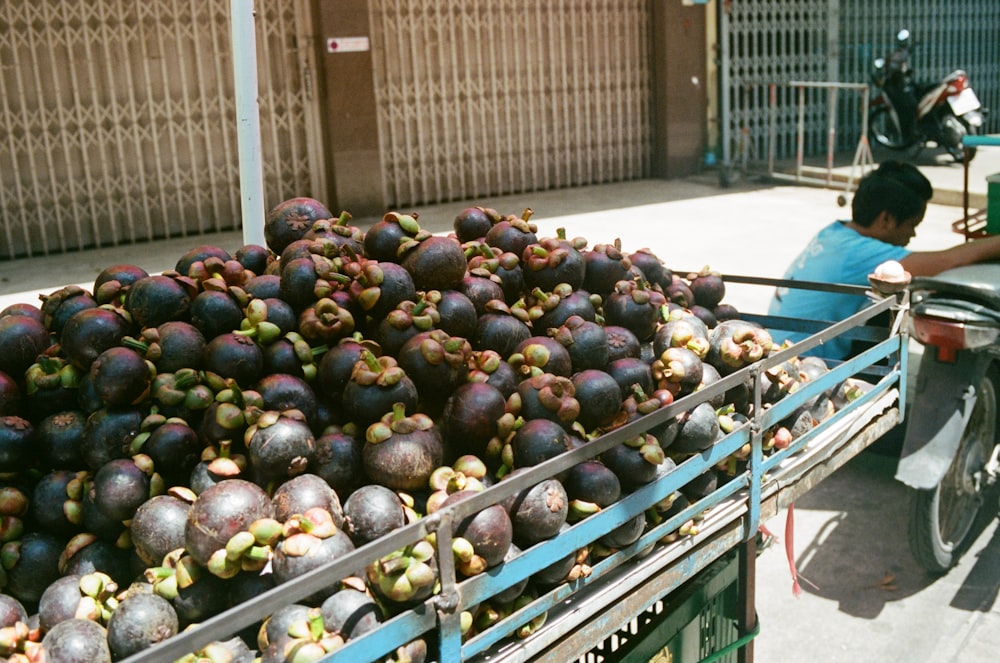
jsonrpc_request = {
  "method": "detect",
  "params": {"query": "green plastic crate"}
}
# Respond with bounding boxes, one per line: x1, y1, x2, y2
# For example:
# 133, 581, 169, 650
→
579, 550, 755, 663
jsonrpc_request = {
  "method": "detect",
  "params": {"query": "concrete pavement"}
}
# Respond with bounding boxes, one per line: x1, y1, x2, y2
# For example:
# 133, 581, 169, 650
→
1, 140, 999, 661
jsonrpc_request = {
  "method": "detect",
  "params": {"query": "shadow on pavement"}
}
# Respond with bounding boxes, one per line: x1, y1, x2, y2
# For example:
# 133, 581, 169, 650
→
785, 446, 1000, 619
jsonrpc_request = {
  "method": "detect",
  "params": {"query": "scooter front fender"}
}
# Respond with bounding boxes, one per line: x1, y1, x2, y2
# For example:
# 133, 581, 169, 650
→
895, 351, 989, 490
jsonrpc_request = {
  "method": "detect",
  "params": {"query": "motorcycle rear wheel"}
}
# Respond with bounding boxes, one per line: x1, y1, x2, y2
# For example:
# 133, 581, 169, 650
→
945, 120, 978, 163
908, 365, 999, 573
869, 106, 910, 150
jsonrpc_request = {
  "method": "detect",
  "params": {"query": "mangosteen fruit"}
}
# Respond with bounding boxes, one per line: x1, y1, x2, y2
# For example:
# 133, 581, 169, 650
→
583, 241, 632, 298
400, 233, 468, 292
441, 489, 513, 575
601, 432, 664, 491
453, 206, 496, 243
552, 315, 609, 372
672, 402, 722, 454
363, 404, 443, 492
473, 300, 532, 358
440, 381, 508, 459
270, 509, 357, 603
363, 211, 419, 262
0, 415, 33, 473
41, 618, 112, 663
484, 209, 538, 257
264, 196, 333, 255
311, 425, 365, 496
343, 484, 407, 546
0, 312, 50, 378
571, 369, 623, 433
515, 373, 580, 430
184, 478, 275, 568
341, 352, 419, 428
508, 417, 573, 472
688, 267, 726, 310
510, 335, 573, 378
602, 278, 665, 343
2, 531, 65, 610
321, 579, 383, 640
89, 346, 152, 407
60, 307, 132, 371
91, 455, 159, 523
605, 357, 654, 402
707, 319, 774, 375
604, 324, 642, 362
245, 410, 317, 487
203, 332, 264, 388
500, 470, 568, 547
130, 493, 192, 567
106, 591, 179, 660
272, 472, 344, 528
628, 248, 673, 290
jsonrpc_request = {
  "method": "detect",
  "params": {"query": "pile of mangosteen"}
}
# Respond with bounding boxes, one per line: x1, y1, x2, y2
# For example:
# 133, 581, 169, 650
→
0, 197, 865, 662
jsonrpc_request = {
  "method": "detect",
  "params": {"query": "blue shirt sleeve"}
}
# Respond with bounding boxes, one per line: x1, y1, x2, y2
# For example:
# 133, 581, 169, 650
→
767, 222, 910, 359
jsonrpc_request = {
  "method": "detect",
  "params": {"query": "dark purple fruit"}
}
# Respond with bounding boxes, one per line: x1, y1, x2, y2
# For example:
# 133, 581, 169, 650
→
510, 335, 573, 378
652, 346, 704, 398
688, 267, 726, 310
473, 301, 532, 358
553, 315, 609, 372
80, 406, 143, 471
400, 234, 468, 292
604, 325, 641, 362
605, 357, 654, 401
363, 406, 443, 492
311, 426, 365, 496
41, 618, 112, 663
244, 274, 282, 300
245, 411, 317, 486
0, 415, 33, 472
584, 242, 632, 298
89, 346, 151, 406
125, 274, 193, 329
516, 373, 580, 430
272, 473, 344, 527
38, 573, 96, 631
256, 373, 319, 430
0, 370, 19, 416
341, 352, 419, 429
0, 594, 27, 627
60, 307, 132, 371
40, 285, 98, 336
106, 591, 179, 660
93, 263, 149, 306
348, 261, 418, 322
130, 493, 191, 567
315, 338, 377, 408
0, 312, 50, 377
91, 456, 156, 522
653, 315, 710, 359
500, 470, 568, 546
184, 479, 275, 567
189, 289, 245, 340
264, 197, 333, 255
397, 330, 471, 410
458, 272, 506, 317
2, 531, 64, 610
363, 211, 418, 263
571, 369, 622, 432
135, 420, 201, 484
601, 435, 662, 491
203, 332, 264, 388
235, 244, 272, 275
599, 512, 646, 549
602, 279, 665, 343
628, 248, 672, 290
521, 236, 586, 292
672, 402, 721, 453
564, 460, 621, 508
321, 582, 383, 639
484, 210, 538, 257
30, 470, 86, 536
343, 484, 407, 546
440, 382, 508, 459
427, 289, 478, 340
453, 207, 495, 243
141, 321, 206, 373
707, 319, 773, 375
441, 489, 513, 572
509, 417, 573, 470
664, 276, 696, 308
270, 518, 356, 603
174, 245, 233, 276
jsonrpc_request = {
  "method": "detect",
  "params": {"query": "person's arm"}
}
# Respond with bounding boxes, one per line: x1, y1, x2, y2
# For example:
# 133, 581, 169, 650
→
899, 234, 1000, 277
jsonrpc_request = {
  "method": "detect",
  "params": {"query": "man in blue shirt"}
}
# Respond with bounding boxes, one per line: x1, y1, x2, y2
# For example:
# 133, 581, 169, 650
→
769, 161, 1000, 359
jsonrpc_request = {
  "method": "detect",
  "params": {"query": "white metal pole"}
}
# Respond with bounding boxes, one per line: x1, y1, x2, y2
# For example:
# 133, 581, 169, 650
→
230, 0, 266, 248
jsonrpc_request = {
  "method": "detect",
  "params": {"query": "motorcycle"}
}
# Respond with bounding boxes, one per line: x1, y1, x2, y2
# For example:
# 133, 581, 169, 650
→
869, 28, 986, 163
895, 262, 1000, 573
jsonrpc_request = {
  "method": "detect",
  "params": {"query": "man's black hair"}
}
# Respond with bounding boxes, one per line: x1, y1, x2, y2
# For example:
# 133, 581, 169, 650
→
851, 161, 931, 227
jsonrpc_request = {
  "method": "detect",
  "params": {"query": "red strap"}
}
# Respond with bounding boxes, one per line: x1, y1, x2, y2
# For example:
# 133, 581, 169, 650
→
785, 502, 802, 597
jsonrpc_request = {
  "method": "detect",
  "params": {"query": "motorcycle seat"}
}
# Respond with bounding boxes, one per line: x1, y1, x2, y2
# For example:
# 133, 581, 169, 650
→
910, 263, 1000, 311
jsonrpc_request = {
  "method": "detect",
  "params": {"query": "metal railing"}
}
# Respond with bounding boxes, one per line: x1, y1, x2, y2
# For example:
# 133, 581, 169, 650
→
767, 81, 875, 203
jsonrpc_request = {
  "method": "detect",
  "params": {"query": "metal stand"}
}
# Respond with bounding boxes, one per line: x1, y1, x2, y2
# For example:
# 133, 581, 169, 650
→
767, 81, 876, 205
